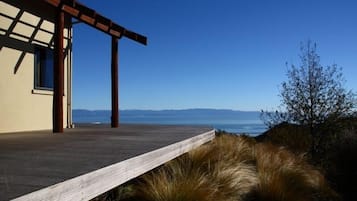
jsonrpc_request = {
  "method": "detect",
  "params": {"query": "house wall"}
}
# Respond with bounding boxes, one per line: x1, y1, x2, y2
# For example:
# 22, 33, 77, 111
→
0, 0, 72, 133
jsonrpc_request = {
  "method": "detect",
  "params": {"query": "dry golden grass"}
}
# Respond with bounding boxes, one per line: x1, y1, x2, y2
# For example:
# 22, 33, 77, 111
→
210, 160, 258, 201
253, 143, 339, 201
134, 156, 216, 201
114, 134, 339, 201
134, 134, 259, 201
189, 134, 258, 201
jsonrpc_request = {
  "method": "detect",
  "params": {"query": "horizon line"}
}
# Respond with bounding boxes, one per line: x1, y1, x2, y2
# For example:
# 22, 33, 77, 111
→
72, 108, 261, 112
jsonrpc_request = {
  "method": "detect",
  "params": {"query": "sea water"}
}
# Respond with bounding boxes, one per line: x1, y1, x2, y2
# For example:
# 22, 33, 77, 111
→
73, 110, 267, 136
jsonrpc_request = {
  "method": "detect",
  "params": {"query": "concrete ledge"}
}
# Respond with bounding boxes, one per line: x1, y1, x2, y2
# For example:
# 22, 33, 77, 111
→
12, 129, 215, 201
31, 89, 54, 96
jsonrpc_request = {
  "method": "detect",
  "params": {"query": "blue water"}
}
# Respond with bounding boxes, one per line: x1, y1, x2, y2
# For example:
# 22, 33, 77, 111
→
73, 109, 267, 136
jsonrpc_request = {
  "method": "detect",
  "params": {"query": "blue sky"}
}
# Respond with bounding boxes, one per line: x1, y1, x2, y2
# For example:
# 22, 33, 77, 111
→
72, 0, 357, 111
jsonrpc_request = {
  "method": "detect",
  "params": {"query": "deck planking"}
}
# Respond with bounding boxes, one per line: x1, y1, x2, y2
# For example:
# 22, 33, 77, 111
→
0, 124, 215, 201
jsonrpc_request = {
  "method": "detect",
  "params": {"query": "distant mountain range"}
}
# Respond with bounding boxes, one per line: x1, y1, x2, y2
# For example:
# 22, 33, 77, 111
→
73, 109, 261, 120
72, 109, 265, 134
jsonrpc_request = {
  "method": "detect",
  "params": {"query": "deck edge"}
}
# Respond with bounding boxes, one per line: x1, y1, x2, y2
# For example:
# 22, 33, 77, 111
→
11, 129, 215, 201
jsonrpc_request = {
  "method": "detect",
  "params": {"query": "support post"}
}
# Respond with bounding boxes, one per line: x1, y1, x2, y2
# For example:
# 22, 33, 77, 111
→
111, 37, 119, 127
53, 9, 64, 133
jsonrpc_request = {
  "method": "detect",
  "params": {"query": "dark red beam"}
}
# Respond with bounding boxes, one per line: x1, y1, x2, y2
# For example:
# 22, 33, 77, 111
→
111, 37, 119, 128
53, 9, 65, 133
43, 0, 147, 45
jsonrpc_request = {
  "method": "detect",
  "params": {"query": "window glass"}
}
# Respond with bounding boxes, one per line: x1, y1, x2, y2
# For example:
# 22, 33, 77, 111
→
34, 46, 53, 90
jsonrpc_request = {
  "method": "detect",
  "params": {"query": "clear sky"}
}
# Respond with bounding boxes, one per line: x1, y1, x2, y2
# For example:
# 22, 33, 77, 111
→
72, 0, 357, 111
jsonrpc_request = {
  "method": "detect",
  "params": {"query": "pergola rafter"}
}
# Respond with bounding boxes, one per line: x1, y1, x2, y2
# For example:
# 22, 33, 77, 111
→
43, 0, 147, 45
43, 0, 147, 132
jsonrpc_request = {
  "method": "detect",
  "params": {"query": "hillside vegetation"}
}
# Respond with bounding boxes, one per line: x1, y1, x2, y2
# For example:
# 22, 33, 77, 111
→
256, 116, 357, 201
93, 132, 341, 201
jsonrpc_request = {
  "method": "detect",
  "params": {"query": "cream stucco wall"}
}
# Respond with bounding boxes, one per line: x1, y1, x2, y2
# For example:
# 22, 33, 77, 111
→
0, 1, 71, 133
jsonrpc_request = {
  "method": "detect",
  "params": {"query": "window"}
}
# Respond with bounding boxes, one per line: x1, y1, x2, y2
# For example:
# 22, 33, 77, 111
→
34, 46, 54, 90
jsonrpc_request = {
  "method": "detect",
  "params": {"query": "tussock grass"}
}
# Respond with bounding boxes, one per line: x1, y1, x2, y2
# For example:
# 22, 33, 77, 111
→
253, 143, 339, 201
134, 134, 259, 201
134, 157, 216, 201
97, 133, 339, 201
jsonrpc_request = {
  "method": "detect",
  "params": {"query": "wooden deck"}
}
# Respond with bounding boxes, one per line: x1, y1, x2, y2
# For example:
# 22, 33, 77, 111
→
0, 124, 215, 201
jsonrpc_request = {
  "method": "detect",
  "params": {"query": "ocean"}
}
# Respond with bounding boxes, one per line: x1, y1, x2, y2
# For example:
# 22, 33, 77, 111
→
73, 109, 267, 136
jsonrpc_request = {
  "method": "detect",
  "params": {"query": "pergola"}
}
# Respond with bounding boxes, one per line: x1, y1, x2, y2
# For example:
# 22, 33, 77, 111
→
43, 0, 147, 132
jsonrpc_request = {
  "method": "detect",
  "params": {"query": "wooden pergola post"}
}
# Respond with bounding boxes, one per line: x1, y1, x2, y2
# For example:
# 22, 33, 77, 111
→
111, 36, 119, 128
43, 0, 146, 132
53, 8, 64, 133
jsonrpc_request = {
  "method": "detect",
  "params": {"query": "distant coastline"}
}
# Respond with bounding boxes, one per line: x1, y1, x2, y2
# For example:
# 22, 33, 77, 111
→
73, 109, 267, 135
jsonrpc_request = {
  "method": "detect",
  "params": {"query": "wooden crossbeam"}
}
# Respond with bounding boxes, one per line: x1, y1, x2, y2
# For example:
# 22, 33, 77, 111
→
43, 0, 147, 45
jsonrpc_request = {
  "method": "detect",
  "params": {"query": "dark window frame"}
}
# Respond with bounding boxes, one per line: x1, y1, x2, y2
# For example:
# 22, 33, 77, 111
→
34, 45, 54, 91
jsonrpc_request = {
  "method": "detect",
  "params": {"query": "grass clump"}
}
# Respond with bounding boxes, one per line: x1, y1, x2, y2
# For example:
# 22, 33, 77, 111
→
134, 134, 258, 201
94, 133, 340, 201
253, 143, 338, 201
135, 157, 216, 201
